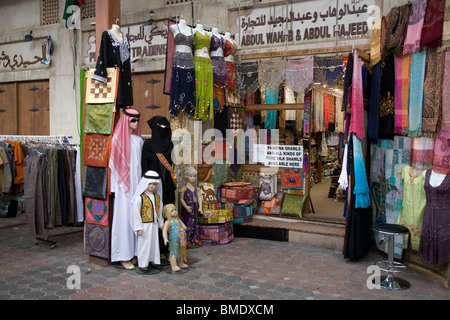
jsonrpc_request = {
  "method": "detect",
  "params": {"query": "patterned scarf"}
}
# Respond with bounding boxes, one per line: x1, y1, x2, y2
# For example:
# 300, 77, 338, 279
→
394, 55, 411, 135
432, 129, 450, 174
420, 0, 445, 49
285, 57, 314, 93
408, 50, 427, 137
422, 49, 445, 133
441, 51, 450, 130
403, 0, 428, 55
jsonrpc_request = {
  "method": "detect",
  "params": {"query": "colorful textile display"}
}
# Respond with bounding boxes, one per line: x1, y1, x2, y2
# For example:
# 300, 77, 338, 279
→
259, 173, 277, 201
198, 182, 217, 203
232, 204, 253, 223
193, 30, 213, 121
87, 66, 119, 104
384, 4, 411, 55
432, 129, 450, 174
411, 136, 434, 170
82, 133, 111, 168
85, 196, 109, 227
403, 0, 428, 55
198, 222, 234, 245
353, 135, 371, 209
422, 49, 445, 133
285, 57, 314, 93
281, 168, 303, 190
236, 62, 259, 98
313, 55, 343, 87
419, 170, 450, 265
350, 52, 365, 139
220, 181, 254, 204
258, 192, 284, 215
84, 223, 110, 260
395, 55, 411, 135
169, 25, 196, 117
420, 0, 445, 49
199, 202, 233, 224
379, 54, 395, 140
441, 51, 450, 130
396, 165, 426, 251
82, 166, 108, 200
280, 193, 308, 218
368, 62, 381, 144
258, 59, 286, 91
408, 50, 427, 137
84, 103, 115, 135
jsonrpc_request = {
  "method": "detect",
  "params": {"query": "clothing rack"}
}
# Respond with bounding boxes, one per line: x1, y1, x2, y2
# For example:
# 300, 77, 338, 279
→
0, 135, 83, 249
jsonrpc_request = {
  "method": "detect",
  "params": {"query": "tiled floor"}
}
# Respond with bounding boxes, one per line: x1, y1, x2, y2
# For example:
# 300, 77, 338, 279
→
0, 213, 449, 301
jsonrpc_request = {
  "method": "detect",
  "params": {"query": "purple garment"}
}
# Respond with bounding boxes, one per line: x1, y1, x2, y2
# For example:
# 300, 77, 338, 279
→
211, 34, 227, 83
181, 187, 200, 243
419, 170, 450, 265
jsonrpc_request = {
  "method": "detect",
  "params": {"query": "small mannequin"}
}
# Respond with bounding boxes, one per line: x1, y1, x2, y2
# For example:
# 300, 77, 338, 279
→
162, 204, 189, 272
131, 171, 164, 274
109, 23, 123, 43
180, 166, 203, 247
194, 23, 210, 58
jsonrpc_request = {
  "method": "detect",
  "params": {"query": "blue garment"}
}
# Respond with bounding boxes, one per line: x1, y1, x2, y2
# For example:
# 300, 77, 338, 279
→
352, 135, 371, 208
264, 88, 278, 130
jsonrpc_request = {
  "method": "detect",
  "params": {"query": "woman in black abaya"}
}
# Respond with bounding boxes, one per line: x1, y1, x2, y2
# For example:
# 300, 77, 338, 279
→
141, 116, 176, 206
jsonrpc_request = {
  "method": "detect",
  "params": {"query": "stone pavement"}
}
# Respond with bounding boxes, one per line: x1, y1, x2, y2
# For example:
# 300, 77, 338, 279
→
0, 214, 449, 302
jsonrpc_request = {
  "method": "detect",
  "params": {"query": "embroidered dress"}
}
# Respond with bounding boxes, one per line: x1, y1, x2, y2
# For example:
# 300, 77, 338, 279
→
169, 25, 196, 117
168, 219, 183, 260
379, 54, 395, 140
194, 31, 213, 121
396, 165, 426, 251
224, 39, 239, 106
419, 170, 450, 265
181, 187, 200, 244
93, 30, 133, 107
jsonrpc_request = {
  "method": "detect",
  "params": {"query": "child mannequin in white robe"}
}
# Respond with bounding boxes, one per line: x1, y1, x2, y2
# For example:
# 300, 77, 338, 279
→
131, 171, 164, 274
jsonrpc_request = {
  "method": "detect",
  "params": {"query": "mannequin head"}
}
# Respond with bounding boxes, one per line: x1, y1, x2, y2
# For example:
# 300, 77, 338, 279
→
163, 203, 178, 220
123, 108, 141, 134
183, 166, 197, 186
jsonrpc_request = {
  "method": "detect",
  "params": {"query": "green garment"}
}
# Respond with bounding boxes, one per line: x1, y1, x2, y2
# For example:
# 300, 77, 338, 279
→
397, 165, 426, 251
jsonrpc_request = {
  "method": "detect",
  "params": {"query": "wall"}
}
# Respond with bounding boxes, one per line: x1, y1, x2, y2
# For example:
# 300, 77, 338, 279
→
0, 0, 386, 143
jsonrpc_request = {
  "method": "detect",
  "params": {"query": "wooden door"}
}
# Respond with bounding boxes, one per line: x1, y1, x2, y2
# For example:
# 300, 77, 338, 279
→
0, 83, 18, 135
17, 81, 50, 135
131, 72, 170, 135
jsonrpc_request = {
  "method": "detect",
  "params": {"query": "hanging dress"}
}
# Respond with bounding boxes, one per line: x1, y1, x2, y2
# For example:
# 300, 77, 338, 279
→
224, 38, 239, 106
193, 31, 214, 121
419, 170, 450, 265
169, 25, 196, 117
396, 165, 426, 251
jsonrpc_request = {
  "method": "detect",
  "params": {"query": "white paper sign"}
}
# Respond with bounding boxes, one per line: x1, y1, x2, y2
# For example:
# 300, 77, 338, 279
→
253, 144, 303, 168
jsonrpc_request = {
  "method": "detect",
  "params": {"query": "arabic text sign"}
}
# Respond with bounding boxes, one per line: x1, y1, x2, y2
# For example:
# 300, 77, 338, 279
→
238, 0, 375, 48
124, 24, 168, 60
253, 144, 303, 168
1, 43, 44, 71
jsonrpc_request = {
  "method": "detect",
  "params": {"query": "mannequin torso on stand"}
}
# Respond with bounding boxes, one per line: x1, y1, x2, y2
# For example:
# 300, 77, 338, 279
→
109, 24, 123, 43
194, 24, 210, 58
170, 19, 193, 54
224, 32, 237, 63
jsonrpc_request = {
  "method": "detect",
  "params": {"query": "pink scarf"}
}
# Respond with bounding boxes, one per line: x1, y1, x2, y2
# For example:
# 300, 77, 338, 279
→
350, 52, 365, 139
403, 0, 428, 55
109, 109, 141, 195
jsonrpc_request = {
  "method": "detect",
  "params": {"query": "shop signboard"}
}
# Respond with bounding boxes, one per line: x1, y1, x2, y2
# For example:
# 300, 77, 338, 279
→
234, 0, 379, 50
253, 144, 303, 168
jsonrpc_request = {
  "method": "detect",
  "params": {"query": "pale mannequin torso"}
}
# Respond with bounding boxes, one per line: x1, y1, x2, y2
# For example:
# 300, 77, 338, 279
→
194, 24, 210, 58
169, 19, 193, 54
109, 24, 123, 43
224, 32, 236, 63
422, 169, 446, 187
209, 27, 224, 58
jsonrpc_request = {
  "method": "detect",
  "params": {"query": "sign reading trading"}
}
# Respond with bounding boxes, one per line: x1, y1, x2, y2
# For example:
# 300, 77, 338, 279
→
237, 0, 375, 48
